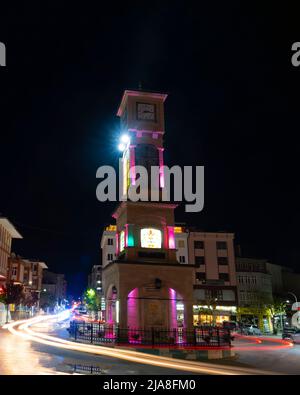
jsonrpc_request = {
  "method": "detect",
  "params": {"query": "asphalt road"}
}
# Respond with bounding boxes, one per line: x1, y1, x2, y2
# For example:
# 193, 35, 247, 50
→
1, 314, 299, 375
0, 327, 194, 375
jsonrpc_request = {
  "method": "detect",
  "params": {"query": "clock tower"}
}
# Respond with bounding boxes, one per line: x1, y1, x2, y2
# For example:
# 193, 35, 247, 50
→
102, 89, 194, 336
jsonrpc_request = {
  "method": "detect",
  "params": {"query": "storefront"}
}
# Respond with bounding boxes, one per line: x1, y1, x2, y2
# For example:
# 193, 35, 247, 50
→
193, 305, 237, 326
237, 307, 273, 333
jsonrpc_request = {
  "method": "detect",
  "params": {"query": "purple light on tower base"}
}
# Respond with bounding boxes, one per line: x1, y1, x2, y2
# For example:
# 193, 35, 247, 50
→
127, 288, 139, 329
158, 147, 165, 188
169, 288, 177, 330
167, 226, 175, 249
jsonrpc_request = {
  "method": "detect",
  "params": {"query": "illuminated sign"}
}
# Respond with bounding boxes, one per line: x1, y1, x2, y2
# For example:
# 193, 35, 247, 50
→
141, 228, 161, 249
105, 225, 116, 231
120, 230, 125, 252
174, 226, 183, 233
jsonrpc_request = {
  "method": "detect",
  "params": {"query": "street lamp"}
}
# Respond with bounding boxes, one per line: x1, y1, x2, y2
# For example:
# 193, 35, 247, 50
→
287, 292, 298, 303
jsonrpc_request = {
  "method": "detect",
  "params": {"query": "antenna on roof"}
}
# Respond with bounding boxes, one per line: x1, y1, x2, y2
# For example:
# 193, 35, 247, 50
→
138, 81, 142, 90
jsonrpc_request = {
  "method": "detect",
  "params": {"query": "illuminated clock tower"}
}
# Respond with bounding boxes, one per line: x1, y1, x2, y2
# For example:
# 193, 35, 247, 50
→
102, 89, 194, 334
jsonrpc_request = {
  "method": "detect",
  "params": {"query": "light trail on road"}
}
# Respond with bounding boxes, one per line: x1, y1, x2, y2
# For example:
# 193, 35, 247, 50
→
3, 313, 285, 375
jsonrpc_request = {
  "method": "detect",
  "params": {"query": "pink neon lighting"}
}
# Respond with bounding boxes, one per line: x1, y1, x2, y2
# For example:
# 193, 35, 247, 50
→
124, 224, 128, 247
167, 226, 175, 249
127, 288, 139, 330
129, 145, 136, 185
116, 232, 119, 255
169, 288, 177, 330
158, 147, 165, 188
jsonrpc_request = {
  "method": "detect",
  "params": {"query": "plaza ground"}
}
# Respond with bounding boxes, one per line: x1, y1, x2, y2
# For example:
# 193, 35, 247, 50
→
0, 317, 299, 375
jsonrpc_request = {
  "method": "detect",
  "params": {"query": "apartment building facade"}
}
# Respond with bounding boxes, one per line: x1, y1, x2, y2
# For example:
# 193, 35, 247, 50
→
236, 257, 273, 331
0, 217, 22, 286
187, 230, 237, 325
40, 270, 66, 307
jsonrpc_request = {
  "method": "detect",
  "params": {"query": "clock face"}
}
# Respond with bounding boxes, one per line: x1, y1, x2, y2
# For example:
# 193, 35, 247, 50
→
137, 102, 156, 121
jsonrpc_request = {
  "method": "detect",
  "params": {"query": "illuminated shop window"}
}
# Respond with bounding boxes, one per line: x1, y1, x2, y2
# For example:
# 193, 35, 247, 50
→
140, 228, 161, 249
120, 230, 125, 252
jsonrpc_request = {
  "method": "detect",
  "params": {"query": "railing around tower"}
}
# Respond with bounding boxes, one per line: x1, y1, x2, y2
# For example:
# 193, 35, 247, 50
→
68, 321, 232, 348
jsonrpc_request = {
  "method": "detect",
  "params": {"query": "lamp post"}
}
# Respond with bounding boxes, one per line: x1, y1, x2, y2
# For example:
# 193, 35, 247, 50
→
287, 292, 298, 303
285, 293, 298, 329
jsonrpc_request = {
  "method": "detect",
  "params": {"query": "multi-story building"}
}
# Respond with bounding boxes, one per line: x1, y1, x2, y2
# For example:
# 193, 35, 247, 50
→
0, 217, 22, 286
188, 231, 237, 325
5, 254, 47, 313
40, 270, 66, 307
7, 254, 26, 284
174, 225, 189, 264
100, 225, 117, 268
88, 265, 103, 294
236, 257, 273, 332
236, 258, 273, 306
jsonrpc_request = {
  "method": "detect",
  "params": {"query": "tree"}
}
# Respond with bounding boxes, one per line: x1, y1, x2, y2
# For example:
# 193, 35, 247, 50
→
267, 298, 286, 333
84, 288, 101, 318
40, 293, 56, 311
23, 291, 39, 308
0, 282, 25, 323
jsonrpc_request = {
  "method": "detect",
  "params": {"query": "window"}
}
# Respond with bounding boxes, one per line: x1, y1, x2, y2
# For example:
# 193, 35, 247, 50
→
12, 267, 17, 276
107, 253, 113, 261
196, 272, 206, 281
179, 255, 186, 263
217, 257, 228, 265
204, 289, 223, 301
107, 238, 114, 246
178, 240, 185, 248
219, 273, 230, 282
194, 240, 204, 249
216, 241, 227, 250
195, 256, 205, 266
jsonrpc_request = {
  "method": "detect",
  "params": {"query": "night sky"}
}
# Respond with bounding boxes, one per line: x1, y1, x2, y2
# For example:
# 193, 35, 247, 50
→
1, 3, 300, 297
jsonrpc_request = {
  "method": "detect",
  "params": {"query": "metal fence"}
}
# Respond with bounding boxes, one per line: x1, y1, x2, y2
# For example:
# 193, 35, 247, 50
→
68, 321, 232, 347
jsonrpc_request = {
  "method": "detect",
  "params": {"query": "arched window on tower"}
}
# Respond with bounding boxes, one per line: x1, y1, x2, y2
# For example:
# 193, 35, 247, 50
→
135, 144, 159, 191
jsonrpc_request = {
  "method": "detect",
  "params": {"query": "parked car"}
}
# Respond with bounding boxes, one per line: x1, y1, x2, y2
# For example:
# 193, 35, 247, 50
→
222, 321, 238, 331
242, 324, 262, 336
282, 327, 300, 344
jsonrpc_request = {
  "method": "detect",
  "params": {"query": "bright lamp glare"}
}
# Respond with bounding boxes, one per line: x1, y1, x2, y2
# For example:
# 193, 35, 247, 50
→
118, 143, 125, 151
121, 134, 130, 144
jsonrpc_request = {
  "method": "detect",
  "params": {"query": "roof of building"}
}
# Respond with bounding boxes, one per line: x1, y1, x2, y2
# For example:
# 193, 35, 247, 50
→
0, 217, 22, 238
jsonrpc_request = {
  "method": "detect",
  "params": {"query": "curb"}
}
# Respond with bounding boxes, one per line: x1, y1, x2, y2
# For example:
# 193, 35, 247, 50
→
115, 345, 235, 361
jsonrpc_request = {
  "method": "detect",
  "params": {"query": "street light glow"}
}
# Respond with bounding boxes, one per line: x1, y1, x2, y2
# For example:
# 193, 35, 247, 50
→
120, 134, 130, 144
118, 143, 125, 151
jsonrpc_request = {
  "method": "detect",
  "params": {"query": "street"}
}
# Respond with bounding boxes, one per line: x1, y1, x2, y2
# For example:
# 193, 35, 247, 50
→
0, 313, 299, 375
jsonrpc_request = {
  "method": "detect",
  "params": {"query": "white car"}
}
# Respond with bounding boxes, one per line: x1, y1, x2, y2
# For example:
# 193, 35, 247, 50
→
243, 324, 262, 335
282, 328, 300, 344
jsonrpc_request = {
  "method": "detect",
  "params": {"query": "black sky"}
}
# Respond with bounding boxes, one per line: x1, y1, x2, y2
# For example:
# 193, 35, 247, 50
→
1, 2, 300, 297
